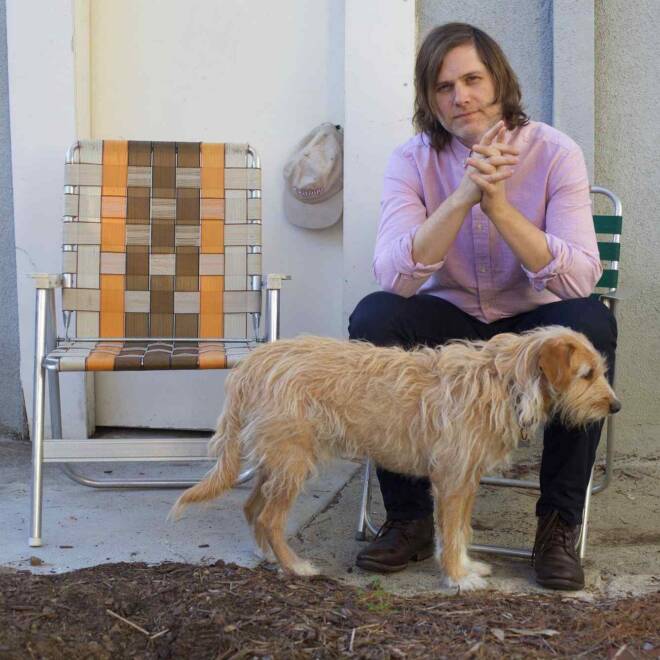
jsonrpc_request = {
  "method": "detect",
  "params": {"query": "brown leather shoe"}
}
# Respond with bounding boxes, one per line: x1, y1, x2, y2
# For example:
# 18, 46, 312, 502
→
533, 511, 585, 590
356, 517, 434, 573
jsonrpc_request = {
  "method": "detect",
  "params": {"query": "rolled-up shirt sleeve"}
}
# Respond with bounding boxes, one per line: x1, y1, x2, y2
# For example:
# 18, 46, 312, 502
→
373, 147, 444, 297
522, 145, 602, 298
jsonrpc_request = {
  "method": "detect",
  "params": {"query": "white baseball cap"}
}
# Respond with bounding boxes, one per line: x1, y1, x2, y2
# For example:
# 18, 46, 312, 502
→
282, 123, 343, 229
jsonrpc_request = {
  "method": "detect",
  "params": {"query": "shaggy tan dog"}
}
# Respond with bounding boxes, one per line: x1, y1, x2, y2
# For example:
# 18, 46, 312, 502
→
171, 326, 619, 590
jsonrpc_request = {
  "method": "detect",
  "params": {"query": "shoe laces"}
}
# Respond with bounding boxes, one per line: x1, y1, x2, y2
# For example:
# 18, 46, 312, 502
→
375, 519, 414, 542
532, 511, 578, 562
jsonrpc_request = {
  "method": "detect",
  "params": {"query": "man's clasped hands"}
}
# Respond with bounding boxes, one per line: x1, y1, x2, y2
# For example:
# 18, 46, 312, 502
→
457, 119, 521, 219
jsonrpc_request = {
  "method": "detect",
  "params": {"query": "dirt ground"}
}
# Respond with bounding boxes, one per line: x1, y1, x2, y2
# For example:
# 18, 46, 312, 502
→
1, 561, 658, 659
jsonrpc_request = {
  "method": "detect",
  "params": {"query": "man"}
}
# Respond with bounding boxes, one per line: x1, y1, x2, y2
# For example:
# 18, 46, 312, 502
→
348, 23, 616, 590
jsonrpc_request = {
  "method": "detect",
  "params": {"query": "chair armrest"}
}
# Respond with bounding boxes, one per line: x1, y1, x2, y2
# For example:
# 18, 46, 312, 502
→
29, 273, 63, 289
264, 273, 291, 290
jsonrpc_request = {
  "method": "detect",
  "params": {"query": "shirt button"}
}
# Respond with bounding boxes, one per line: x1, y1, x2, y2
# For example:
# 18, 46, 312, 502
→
475, 223, 483, 231
479, 265, 487, 273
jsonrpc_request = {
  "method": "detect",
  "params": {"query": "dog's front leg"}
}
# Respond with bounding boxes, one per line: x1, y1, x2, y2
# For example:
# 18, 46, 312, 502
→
459, 485, 491, 579
433, 483, 488, 591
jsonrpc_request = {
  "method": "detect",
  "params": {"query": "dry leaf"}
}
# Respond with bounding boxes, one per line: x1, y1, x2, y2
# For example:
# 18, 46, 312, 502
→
508, 628, 560, 637
466, 641, 483, 655
491, 627, 505, 641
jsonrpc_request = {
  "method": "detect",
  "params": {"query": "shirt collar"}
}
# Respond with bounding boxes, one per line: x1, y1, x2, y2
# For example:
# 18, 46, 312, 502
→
447, 136, 474, 170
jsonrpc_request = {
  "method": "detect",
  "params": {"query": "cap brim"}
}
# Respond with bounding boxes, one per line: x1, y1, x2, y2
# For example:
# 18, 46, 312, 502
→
283, 188, 343, 229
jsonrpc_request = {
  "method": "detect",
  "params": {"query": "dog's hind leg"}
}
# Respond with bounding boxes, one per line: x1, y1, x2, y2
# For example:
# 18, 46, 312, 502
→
244, 471, 267, 527
258, 487, 319, 576
244, 472, 275, 561
253, 421, 320, 576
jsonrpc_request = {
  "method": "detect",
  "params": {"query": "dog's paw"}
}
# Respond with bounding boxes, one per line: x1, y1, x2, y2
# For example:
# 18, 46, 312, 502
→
444, 573, 488, 592
465, 559, 492, 577
290, 559, 321, 577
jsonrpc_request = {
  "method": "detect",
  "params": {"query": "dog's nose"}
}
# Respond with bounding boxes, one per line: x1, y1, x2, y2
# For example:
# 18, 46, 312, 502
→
609, 398, 622, 414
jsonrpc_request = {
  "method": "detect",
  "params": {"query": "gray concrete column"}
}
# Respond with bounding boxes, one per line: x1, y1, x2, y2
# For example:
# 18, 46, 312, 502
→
0, 0, 28, 440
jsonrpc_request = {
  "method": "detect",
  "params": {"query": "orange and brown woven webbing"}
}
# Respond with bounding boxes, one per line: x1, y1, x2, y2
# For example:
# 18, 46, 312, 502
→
47, 340, 252, 371
60, 140, 261, 370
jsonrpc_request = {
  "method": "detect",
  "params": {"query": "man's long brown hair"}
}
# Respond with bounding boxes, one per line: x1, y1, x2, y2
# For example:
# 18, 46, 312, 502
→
413, 23, 529, 152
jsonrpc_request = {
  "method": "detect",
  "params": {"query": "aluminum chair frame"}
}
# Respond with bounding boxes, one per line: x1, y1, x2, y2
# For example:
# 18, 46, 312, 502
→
355, 187, 623, 561
29, 142, 289, 547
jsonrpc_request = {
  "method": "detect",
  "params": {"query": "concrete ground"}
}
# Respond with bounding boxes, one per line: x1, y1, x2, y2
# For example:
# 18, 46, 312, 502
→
2, 432, 659, 598
0, 436, 358, 575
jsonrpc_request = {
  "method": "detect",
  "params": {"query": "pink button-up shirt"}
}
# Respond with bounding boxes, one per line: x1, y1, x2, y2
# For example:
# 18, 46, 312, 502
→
373, 121, 602, 323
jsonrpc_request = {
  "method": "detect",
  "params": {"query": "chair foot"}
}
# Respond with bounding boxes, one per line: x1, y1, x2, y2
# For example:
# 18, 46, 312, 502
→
29, 537, 43, 547
355, 531, 367, 542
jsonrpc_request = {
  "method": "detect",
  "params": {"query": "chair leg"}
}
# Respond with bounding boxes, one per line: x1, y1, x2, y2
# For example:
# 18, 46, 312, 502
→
47, 371, 63, 441
46, 290, 63, 440
355, 459, 380, 540
591, 413, 615, 495
578, 466, 595, 560
30, 288, 49, 547
355, 460, 371, 540
60, 463, 257, 489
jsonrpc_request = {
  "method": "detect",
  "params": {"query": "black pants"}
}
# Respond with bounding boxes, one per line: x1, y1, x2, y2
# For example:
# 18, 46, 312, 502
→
348, 292, 617, 526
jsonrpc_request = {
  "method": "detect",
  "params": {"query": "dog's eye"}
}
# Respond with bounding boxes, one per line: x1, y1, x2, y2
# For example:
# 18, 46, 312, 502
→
582, 368, 594, 380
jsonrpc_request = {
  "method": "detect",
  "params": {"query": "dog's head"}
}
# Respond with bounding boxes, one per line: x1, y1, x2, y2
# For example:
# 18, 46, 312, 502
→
536, 327, 620, 427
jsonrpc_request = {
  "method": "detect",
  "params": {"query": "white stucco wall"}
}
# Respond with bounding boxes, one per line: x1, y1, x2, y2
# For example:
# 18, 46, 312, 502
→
343, 0, 416, 325
595, 0, 660, 452
552, 0, 595, 175
7, 1, 85, 437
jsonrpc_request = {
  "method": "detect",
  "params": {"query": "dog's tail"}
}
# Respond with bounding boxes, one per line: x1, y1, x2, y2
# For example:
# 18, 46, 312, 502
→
168, 409, 242, 520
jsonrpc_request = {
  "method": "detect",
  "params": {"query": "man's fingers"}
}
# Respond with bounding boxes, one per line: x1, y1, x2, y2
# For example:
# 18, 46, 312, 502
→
484, 169, 514, 183
492, 142, 520, 155
486, 155, 519, 167
466, 157, 496, 175
468, 171, 497, 195
472, 144, 500, 158
480, 123, 500, 145
468, 168, 512, 190
469, 154, 518, 168
472, 143, 520, 158
480, 120, 505, 145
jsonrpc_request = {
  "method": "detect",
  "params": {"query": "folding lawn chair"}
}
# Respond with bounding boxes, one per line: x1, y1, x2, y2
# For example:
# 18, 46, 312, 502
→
29, 139, 288, 547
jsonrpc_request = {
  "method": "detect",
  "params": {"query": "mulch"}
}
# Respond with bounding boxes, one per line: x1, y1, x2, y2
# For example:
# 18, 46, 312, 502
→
0, 561, 658, 659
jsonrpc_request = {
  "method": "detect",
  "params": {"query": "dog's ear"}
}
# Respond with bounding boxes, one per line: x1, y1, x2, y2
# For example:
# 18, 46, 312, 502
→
538, 336, 576, 392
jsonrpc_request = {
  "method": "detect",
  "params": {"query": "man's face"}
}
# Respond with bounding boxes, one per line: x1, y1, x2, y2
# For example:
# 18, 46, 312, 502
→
434, 43, 503, 147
